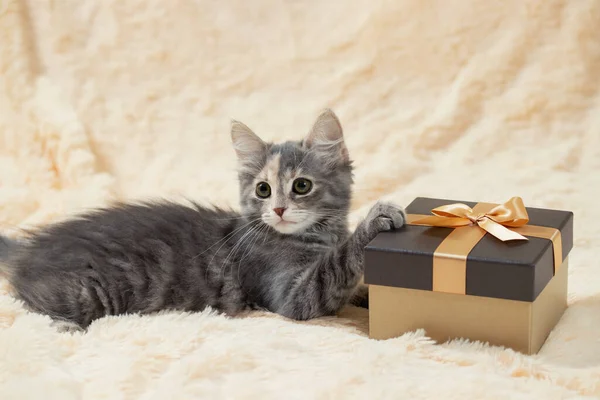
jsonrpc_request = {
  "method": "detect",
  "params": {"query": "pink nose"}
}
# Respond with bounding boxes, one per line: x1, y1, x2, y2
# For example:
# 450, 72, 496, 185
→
273, 207, 286, 217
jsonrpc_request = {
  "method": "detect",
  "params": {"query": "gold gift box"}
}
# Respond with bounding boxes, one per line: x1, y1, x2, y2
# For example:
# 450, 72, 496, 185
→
364, 197, 573, 355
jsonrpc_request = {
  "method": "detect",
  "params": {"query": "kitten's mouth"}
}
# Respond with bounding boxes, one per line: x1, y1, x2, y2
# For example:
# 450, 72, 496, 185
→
263, 213, 311, 234
276, 220, 296, 226
268, 217, 305, 234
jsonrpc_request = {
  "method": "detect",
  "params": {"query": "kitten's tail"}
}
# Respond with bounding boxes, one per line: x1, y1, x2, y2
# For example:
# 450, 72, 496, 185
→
0, 234, 17, 277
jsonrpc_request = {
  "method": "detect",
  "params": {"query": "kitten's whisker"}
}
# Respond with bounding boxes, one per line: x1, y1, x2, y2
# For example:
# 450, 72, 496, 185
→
203, 219, 262, 283
235, 225, 263, 268
219, 229, 253, 283
224, 224, 266, 288
220, 224, 262, 282
260, 224, 274, 245
208, 215, 253, 221
236, 224, 268, 287
194, 217, 262, 260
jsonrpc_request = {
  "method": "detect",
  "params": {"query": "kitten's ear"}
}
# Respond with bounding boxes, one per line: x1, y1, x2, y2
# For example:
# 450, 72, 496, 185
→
303, 109, 350, 165
230, 120, 266, 161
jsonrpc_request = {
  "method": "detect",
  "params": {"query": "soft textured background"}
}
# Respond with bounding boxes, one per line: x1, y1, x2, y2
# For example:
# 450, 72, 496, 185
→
1, 0, 599, 398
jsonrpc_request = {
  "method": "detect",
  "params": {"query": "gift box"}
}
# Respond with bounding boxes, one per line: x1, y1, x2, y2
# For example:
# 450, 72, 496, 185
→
364, 197, 573, 354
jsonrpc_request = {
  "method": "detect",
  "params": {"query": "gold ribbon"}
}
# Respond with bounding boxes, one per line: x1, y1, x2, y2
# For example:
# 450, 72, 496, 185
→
409, 197, 530, 242
406, 197, 563, 295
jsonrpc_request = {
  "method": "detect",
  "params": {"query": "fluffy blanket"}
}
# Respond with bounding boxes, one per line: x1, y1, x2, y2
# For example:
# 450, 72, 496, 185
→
1, 0, 599, 398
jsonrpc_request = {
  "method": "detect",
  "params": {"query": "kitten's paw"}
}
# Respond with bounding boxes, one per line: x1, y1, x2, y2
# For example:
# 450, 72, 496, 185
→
349, 284, 369, 309
363, 201, 406, 238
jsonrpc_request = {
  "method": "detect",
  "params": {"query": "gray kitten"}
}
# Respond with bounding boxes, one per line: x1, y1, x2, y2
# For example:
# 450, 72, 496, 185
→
0, 109, 405, 331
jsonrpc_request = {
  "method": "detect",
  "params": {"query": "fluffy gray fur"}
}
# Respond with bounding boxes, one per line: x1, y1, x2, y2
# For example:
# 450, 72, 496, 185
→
0, 109, 405, 331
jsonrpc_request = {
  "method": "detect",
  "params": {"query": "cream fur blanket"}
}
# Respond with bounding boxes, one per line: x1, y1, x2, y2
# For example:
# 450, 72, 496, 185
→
1, 1, 599, 398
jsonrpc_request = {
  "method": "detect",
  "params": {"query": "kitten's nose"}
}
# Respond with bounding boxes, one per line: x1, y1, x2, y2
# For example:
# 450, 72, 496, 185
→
273, 207, 287, 217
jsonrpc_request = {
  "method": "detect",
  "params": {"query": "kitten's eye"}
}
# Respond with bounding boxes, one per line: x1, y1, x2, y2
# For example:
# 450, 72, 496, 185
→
255, 182, 271, 198
292, 178, 312, 195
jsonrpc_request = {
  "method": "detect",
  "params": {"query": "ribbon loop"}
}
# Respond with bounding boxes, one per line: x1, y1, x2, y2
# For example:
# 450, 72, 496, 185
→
431, 203, 474, 219
410, 197, 530, 242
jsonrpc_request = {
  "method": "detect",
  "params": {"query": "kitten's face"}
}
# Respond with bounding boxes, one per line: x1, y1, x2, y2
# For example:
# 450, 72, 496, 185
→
231, 109, 353, 235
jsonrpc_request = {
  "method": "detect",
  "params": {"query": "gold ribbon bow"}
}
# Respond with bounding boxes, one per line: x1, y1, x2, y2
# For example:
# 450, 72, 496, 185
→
410, 197, 530, 242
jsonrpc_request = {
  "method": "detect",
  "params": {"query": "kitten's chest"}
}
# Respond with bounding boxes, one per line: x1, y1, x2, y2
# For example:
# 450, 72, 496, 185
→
236, 240, 326, 301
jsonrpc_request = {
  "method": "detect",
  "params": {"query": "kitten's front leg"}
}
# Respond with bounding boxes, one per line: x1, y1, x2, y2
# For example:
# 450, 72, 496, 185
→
276, 201, 406, 320
348, 202, 407, 309
346, 201, 407, 274
348, 283, 370, 309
